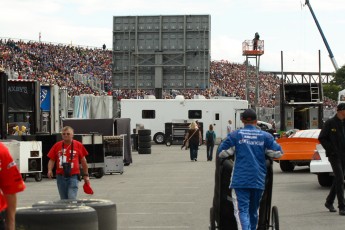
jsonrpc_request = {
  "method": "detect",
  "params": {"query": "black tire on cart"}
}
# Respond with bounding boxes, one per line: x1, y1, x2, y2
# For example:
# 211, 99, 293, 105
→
35, 172, 43, 182
16, 206, 98, 230
165, 136, 172, 146
21, 173, 27, 182
93, 168, 104, 179
271, 206, 279, 230
33, 199, 117, 230
209, 207, 216, 230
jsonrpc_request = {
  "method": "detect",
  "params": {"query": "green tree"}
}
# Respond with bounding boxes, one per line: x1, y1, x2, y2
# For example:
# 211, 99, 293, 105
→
323, 65, 345, 100
323, 83, 341, 101
332, 65, 345, 89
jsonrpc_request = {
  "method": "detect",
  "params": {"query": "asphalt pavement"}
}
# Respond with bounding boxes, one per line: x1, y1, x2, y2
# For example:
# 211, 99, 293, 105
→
18, 144, 345, 230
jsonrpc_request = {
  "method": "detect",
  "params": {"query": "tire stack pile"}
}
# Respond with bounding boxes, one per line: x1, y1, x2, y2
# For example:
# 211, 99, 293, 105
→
16, 199, 117, 230
138, 129, 151, 154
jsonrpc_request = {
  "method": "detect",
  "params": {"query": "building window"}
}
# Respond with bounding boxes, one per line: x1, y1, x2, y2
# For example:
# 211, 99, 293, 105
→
188, 110, 202, 119
142, 110, 155, 119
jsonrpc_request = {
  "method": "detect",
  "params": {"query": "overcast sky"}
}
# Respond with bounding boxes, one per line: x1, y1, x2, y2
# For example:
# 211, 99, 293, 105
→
1, 0, 344, 72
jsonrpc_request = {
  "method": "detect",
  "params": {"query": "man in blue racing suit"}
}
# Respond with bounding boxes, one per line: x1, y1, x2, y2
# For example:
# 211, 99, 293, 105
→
217, 109, 283, 230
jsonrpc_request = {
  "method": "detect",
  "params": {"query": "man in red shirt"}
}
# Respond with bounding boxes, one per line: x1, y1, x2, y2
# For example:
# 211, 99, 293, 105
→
47, 126, 90, 199
0, 142, 26, 230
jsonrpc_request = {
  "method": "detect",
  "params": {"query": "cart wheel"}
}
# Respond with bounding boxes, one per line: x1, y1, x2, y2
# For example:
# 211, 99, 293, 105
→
165, 141, 171, 146
209, 207, 216, 230
93, 168, 104, 179
21, 173, 27, 182
120, 172, 124, 175
35, 172, 43, 182
271, 206, 279, 230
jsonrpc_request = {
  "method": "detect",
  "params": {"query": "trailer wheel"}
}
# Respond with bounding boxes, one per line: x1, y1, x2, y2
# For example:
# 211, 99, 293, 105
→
16, 206, 98, 230
271, 206, 279, 230
317, 173, 333, 187
153, 132, 165, 144
279, 161, 295, 172
93, 168, 104, 179
35, 172, 43, 182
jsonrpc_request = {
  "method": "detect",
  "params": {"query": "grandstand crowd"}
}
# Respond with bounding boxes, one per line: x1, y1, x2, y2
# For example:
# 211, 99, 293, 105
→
0, 38, 337, 109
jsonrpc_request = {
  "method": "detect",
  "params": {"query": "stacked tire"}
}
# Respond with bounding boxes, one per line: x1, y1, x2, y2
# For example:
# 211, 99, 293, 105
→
138, 129, 152, 154
16, 205, 98, 230
31, 199, 117, 230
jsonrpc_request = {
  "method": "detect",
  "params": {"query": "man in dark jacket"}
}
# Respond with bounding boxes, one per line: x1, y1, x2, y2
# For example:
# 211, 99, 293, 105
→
318, 103, 345, 216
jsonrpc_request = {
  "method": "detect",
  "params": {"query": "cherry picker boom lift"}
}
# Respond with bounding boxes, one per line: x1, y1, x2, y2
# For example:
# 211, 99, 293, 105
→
305, 0, 339, 71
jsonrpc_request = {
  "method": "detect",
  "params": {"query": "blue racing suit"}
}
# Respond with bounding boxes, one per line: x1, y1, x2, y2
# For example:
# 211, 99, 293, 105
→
217, 124, 283, 230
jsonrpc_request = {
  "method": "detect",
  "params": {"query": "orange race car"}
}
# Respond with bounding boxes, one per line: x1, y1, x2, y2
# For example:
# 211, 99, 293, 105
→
276, 129, 321, 172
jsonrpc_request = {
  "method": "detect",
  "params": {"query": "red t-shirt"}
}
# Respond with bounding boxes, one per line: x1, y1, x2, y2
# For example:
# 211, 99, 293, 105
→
47, 140, 88, 175
0, 143, 26, 211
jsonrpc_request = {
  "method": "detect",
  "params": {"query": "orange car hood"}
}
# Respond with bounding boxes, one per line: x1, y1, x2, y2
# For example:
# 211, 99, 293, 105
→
276, 138, 320, 160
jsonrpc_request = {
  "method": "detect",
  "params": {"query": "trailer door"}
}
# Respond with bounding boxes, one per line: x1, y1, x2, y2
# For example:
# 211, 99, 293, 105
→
309, 107, 319, 129
285, 107, 294, 131
235, 109, 245, 130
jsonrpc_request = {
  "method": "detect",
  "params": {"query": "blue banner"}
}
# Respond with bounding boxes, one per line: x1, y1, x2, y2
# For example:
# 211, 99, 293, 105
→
40, 86, 51, 111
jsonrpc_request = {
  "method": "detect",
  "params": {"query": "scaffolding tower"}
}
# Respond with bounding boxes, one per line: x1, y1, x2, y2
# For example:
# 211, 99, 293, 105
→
242, 39, 264, 110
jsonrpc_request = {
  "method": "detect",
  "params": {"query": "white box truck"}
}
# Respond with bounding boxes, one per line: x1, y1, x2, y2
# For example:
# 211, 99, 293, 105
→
120, 96, 248, 144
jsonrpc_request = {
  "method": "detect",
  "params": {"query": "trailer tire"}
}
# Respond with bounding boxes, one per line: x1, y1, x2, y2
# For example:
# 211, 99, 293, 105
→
138, 129, 151, 136
138, 148, 151, 154
138, 135, 151, 142
138, 142, 151, 148
279, 161, 295, 172
33, 199, 117, 230
35, 172, 43, 182
153, 132, 165, 144
16, 206, 98, 230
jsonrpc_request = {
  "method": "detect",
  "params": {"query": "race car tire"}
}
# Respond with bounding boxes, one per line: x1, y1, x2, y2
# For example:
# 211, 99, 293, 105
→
16, 205, 98, 230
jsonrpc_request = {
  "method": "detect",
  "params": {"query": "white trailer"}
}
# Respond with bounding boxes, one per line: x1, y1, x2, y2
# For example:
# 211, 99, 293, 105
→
120, 96, 248, 144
